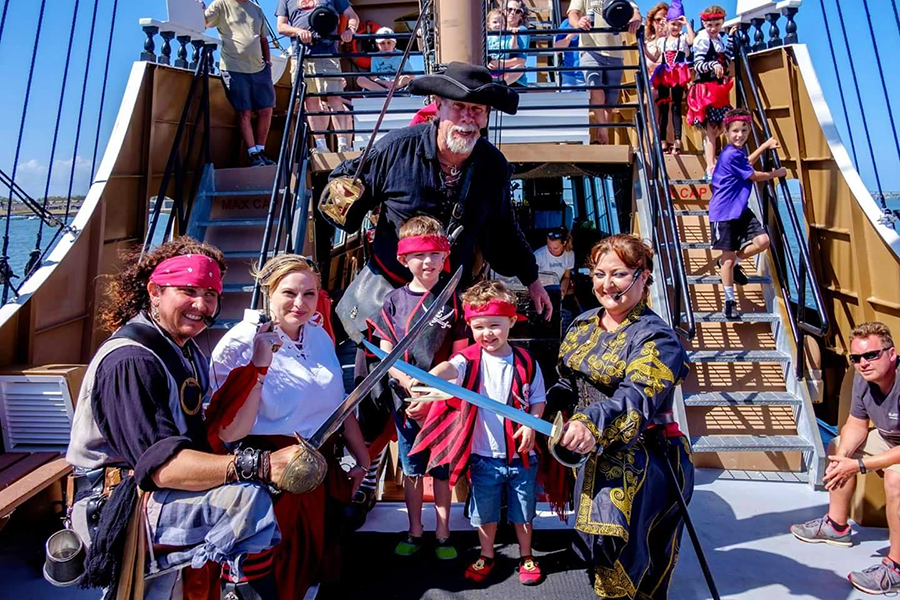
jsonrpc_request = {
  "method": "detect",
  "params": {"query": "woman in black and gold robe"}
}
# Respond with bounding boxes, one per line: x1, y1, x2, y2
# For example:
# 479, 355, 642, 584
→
556, 234, 693, 599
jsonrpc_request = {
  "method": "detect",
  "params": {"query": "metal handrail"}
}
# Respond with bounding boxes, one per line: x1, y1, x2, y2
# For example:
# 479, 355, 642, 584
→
734, 40, 829, 377
142, 44, 215, 257
250, 41, 312, 308
634, 28, 695, 339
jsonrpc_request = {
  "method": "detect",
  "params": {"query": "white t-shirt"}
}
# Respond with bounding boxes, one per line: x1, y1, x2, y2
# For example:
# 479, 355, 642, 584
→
449, 349, 546, 458
533, 245, 575, 284
210, 311, 345, 438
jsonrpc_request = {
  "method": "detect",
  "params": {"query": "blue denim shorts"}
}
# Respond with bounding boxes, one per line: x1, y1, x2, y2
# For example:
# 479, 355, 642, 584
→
468, 454, 538, 526
394, 410, 449, 480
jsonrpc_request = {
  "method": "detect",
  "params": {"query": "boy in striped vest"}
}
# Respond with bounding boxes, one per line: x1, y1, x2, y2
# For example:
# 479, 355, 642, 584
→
411, 280, 546, 586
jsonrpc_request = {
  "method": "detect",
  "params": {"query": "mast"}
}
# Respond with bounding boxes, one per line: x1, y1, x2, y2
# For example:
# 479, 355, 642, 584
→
434, 0, 484, 65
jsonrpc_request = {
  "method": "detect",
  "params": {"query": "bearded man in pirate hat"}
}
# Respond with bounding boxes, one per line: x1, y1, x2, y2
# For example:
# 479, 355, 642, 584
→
323, 62, 551, 331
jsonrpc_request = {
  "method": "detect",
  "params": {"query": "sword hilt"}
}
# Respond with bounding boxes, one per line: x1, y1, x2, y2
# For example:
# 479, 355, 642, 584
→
548, 412, 590, 468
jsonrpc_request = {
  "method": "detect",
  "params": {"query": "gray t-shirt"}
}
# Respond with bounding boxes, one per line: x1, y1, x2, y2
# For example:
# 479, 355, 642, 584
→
850, 364, 900, 445
275, 0, 351, 56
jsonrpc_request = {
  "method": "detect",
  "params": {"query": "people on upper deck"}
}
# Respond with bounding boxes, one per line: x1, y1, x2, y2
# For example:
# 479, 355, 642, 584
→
487, 1, 531, 87
325, 62, 552, 344
66, 238, 293, 600
709, 108, 784, 320
358, 27, 415, 93
202, 0, 276, 167
553, 233, 693, 598
568, 0, 642, 144
276, 0, 360, 154
209, 253, 370, 599
553, 17, 584, 89
687, 4, 738, 179
643, 2, 670, 78
366, 215, 468, 561
644, 0, 694, 155
791, 322, 900, 596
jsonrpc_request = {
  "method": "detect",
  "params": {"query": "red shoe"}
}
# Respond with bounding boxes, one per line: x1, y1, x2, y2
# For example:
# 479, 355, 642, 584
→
464, 556, 494, 583
518, 556, 543, 585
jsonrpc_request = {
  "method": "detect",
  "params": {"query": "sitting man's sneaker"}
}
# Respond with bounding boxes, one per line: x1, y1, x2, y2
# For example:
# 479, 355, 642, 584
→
464, 556, 494, 583
790, 515, 852, 548
732, 263, 749, 286
249, 152, 267, 167
849, 558, 900, 595
518, 556, 543, 586
394, 534, 422, 557
337, 141, 351, 153
724, 300, 741, 320
435, 537, 458, 561
257, 152, 276, 166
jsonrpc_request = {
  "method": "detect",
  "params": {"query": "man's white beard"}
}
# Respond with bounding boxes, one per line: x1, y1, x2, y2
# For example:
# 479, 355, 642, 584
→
445, 125, 479, 155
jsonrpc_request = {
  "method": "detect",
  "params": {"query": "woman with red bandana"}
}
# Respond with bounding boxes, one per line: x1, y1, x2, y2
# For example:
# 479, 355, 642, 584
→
66, 238, 293, 600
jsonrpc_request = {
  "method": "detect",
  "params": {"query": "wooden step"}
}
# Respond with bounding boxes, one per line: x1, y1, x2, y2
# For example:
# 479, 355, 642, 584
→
687, 349, 790, 363
669, 179, 708, 186
223, 250, 263, 259
683, 391, 802, 407
197, 218, 268, 227
223, 283, 254, 294
675, 209, 709, 216
692, 311, 779, 323
688, 274, 770, 285
209, 189, 272, 197
209, 319, 240, 330
691, 434, 813, 453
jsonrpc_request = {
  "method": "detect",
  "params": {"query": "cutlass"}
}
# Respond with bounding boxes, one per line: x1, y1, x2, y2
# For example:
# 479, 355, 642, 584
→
362, 340, 588, 468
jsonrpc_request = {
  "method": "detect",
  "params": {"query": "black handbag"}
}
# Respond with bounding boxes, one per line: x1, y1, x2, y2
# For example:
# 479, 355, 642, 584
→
335, 258, 398, 343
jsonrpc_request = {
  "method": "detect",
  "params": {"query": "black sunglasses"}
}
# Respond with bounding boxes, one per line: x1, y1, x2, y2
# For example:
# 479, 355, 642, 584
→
849, 347, 891, 364
506, 7, 524, 14
547, 228, 568, 240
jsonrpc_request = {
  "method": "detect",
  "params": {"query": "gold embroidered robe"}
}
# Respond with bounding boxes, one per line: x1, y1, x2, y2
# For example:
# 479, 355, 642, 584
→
557, 303, 693, 599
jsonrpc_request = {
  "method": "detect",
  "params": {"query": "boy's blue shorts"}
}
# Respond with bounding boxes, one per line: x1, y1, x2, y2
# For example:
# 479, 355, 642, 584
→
394, 410, 449, 480
468, 454, 538, 526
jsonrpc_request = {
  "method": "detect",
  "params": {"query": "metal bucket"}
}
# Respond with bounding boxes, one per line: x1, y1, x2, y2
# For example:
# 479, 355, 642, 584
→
43, 528, 86, 587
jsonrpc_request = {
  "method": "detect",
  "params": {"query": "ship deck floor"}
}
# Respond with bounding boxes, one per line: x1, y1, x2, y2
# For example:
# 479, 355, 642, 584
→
2, 468, 883, 600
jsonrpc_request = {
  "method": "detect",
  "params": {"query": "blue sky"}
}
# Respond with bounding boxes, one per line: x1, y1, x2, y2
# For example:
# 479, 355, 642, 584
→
0, 0, 897, 199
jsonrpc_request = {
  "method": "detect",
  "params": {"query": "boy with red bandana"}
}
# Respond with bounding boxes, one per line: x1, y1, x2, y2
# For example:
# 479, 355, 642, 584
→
367, 215, 468, 560
412, 280, 546, 586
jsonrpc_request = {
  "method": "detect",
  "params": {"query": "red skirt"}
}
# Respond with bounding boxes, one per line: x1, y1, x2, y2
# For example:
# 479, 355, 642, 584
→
651, 63, 692, 89
687, 79, 734, 126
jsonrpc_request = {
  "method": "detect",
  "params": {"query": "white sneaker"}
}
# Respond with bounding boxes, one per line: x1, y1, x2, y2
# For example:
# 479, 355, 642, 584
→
337, 140, 351, 153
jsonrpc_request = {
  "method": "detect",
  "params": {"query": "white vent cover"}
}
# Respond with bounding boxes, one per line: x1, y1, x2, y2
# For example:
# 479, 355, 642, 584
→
0, 375, 74, 452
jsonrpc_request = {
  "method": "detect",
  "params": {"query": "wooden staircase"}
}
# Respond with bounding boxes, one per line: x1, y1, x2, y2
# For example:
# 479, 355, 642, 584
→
660, 153, 825, 485
186, 164, 280, 354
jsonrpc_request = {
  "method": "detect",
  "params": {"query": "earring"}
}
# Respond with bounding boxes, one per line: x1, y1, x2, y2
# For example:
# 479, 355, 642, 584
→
151, 303, 161, 322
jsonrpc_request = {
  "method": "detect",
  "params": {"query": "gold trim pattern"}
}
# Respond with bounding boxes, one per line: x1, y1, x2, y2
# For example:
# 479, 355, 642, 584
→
586, 331, 628, 384
598, 409, 642, 449
626, 341, 675, 398
594, 560, 637, 599
571, 412, 602, 441
575, 454, 629, 540
598, 445, 648, 525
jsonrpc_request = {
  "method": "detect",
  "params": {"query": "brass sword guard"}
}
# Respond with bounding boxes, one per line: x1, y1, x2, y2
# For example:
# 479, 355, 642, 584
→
278, 434, 328, 494
548, 413, 590, 469
319, 176, 365, 228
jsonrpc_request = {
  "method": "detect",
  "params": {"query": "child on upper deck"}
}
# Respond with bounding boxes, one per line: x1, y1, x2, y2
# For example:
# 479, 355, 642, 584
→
688, 5, 738, 178
644, 0, 695, 155
366, 215, 468, 561
410, 280, 547, 586
710, 108, 786, 320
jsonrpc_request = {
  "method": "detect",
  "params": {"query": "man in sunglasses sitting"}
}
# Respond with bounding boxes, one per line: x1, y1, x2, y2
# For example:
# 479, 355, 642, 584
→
791, 321, 900, 595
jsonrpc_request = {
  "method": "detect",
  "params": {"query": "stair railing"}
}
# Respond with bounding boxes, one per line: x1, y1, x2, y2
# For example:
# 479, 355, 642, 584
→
733, 39, 829, 379
141, 43, 215, 257
634, 27, 695, 340
250, 40, 311, 308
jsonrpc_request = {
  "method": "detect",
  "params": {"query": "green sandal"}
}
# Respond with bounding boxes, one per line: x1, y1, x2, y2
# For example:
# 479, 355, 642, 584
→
394, 534, 423, 557
435, 537, 458, 561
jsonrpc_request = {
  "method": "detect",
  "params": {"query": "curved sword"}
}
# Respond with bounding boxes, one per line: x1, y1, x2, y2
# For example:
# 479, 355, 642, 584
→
362, 340, 588, 468
307, 266, 463, 448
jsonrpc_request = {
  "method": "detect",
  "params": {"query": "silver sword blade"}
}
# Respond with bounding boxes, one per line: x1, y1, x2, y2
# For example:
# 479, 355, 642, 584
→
307, 265, 464, 448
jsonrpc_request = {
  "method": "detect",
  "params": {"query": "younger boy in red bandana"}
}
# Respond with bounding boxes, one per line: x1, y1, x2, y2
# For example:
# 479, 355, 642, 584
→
412, 280, 546, 586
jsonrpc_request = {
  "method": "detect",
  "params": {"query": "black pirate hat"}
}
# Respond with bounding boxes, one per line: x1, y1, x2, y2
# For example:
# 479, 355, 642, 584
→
408, 62, 519, 115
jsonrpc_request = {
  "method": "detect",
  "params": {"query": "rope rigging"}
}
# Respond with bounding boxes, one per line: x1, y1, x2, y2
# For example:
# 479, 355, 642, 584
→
28, 0, 82, 278
860, 0, 900, 185
1, 0, 48, 303
818, 0, 857, 167
0, 0, 9, 50
831, 0, 894, 225
90, 0, 119, 181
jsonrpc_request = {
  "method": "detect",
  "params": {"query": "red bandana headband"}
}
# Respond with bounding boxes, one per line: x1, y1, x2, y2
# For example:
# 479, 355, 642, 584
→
396, 234, 451, 256
463, 299, 518, 322
723, 113, 752, 128
701, 12, 725, 20
149, 254, 223, 294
